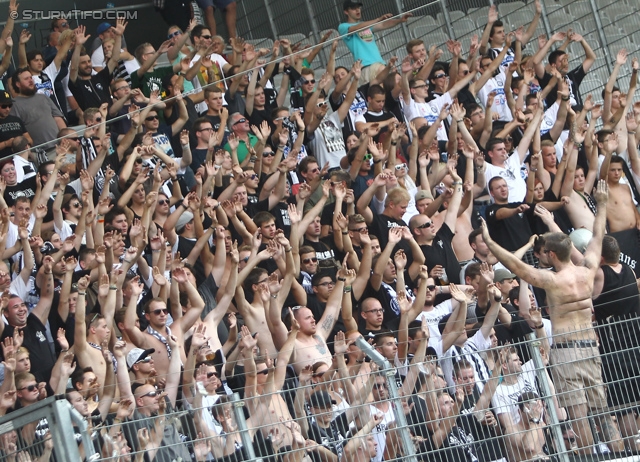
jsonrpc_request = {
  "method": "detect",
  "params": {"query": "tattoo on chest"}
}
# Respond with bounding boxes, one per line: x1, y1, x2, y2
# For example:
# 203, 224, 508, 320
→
314, 335, 327, 355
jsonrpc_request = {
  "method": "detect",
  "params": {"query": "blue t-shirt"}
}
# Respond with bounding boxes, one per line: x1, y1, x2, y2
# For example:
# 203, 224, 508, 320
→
337, 22, 384, 67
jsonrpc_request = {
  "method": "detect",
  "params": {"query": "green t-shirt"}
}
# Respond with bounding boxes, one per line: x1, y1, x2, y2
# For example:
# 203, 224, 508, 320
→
223, 134, 259, 163
130, 66, 174, 97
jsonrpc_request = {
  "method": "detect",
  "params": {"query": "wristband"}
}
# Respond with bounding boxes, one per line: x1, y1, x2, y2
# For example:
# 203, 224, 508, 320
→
343, 286, 352, 293
271, 294, 278, 299
171, 176, 178, 181
341, 231, 349, 235
535, 324, 544, 329
152, 249, 161, 253
337, 277, 347, 282
98, 219, 105, 223
561, 96, 570, 101
456, 119, 464, 123
285, 247, 292, 252
530, 168, 538, 172
629, 131, 636, 135
391, 142, 397, 145
277, 144, 285, 149
573, 141, 583, 149
78, 292, 86, 296
373, 159, 382, 164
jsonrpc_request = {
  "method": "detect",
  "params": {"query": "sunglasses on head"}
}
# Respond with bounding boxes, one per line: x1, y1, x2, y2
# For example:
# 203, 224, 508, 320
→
149, 308, 169, 316
302, 257, 318, 264
146, 115, 159, 121
167, 30, 182, 39
233, 118, 247, 125
263, 151, 275, 157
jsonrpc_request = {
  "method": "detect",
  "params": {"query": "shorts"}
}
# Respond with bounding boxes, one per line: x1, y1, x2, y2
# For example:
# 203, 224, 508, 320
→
196, 0, 235, 10
359, 62, 386, 86
549, 345, 608, 410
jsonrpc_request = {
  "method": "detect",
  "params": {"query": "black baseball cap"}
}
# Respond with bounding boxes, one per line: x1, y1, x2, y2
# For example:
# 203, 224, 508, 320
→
344, 1, 363, 10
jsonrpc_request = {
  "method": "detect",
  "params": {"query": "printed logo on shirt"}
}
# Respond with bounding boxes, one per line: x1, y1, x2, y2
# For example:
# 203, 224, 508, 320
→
358, 28, 374, 42
36, 331, 46, 342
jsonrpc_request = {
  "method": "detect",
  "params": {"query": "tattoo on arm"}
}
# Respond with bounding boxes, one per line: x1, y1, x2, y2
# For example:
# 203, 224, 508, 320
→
320, 315, 334, 334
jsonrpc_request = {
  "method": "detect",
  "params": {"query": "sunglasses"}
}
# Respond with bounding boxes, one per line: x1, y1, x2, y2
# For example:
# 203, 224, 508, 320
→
200, 35, 212, 39
364, 153, 372, 161
146, 115, 159, 121
249, 174, 258, 180
316, 101, 328, 107
167, 30, 182, 39
207, 372, 219, 378
115, 85, 130, 92
426, 285, 437, 291
304, 79, 316, 85
135, 157, 143, 164
257, 369, 269, 375
20, 384, 38, 392
149, 308, 169, 315
71, 202, 81, 208
135, 357, 151, 365
412, 84, 427, 89
352, 227, 368, 233
505, 136, 513, 142
95, 117, 102, 122
395, 163, 407, 170
417, 221, 433, 229
157, 199, 169, 205
241, 256, 250, 263
141, 390, 158, 398
302, 257, 318, 264
233, 118, 247, 125
263, 151, 275, 157
461, 70, 470, 75
434, 73, 448, 79
0, 104, 12, 109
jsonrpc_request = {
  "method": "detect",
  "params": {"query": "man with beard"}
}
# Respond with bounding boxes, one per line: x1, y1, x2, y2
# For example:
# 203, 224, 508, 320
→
10, 68, 66, 149
68, 21, 125, 111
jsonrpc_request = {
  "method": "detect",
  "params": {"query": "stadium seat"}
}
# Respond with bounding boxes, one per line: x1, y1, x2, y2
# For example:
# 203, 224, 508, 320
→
451, 18, 477, 38
498, 1, 526, 16
503, 9, 534, 29
407, 15, 438, 28
246, 38, 274, 50
411, 24, 444, 40
278, 33, 308, 47
567, 1, 593, 20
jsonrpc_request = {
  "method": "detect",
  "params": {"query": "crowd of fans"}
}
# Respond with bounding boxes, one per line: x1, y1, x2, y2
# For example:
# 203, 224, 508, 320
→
0, 0, 637, 460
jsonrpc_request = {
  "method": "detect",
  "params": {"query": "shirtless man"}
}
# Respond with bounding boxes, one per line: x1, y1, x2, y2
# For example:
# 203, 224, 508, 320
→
599, 131, 640, 233
73, 274, 117, 396
602, 50, 638, 156
559, 128, 597, 232
123, 268, 205, 378
506, 392, 548, 462
480, 180, 623, 453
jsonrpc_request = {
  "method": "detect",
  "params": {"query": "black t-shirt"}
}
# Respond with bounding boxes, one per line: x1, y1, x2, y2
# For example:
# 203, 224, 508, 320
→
361, 110, 395, 143
190, 147, 208, 174
307, 409, 351, 458
4, 176, 37, 207
419, 223, 462, 285
68, 67, 112, 110
302, 238, 335, 263
458, 387, 505, 462
0, 115, 27, 158
200, 113, 230, 146
368, 213, 409, 256
485, 202, 534, 252
539, 64, 587, 109
1, 314, 56, 383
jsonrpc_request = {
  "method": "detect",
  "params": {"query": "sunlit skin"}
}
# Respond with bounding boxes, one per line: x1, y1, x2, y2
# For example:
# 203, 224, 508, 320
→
573, 167, 586, 192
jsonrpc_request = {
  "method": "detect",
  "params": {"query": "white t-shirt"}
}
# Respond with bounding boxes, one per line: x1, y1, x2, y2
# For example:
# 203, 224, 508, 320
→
369, 404, 395, 462
403, 93, 453, 141
415, 300, 453, 341
310, 112, 347, 169
484, 151, 528, 202
492, 359, 538, 426
91, 47, 140, 75
477, 70, 513, 123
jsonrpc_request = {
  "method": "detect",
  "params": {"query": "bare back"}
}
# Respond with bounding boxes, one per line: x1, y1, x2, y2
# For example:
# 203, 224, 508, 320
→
543, 264, 597, 342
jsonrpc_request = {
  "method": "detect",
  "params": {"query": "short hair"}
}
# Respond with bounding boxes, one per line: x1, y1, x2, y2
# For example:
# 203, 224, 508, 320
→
373, 330, 396, 346
105, 206, 127, 225
11, 67, 31, 93
468, 228, 482, 247
488, 176, 507, 193
71, 367, 94, 390
253, 211, 275, 228
610, 154, 625, 166
601, 235, 620, 264
243, 268, 268, 292
204, 86, 224, 99
548, 50, 566, 66
367, 84, 385, 99
26, 50, 43, 65
464, 262, 482, 281
84, 107, 100, 122
486, 137, 505, 153
301, 68, 314, 77
596, 129, 614, 145
541, 232, 572, 262
489, 20, 504, 38
406, 39, 424, 54
312, 271, 334, 286
298, 156, 319, 176
329, 169, 352, 187
190, 24, 209, 41
541, 140, 555, 149
110, 78, 128, 92
517, 390, 540, 410
271, 106, 289, 120
37, 161, 55, 178
465, 103, 482, 118
384, 187, 410, 208
143, 297, 166, 314
452, 359, 475, 377
348, 214, 366, 226
134, 42, 152, 63
192, 117, 213, 135
508, 286, 520, 306
15, 372, 36, 390
299, 245, 315, 256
